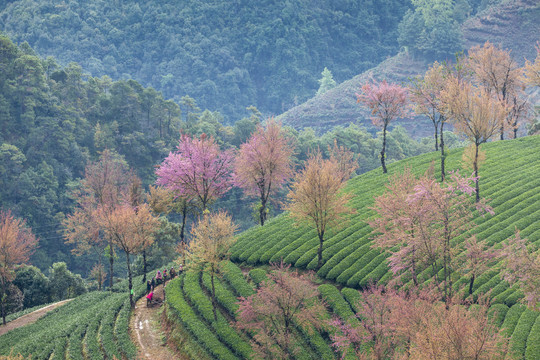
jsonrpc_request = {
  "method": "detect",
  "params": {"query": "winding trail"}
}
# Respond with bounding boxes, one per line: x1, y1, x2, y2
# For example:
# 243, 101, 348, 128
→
130, 284, 182, 359
0, 299, 73, 336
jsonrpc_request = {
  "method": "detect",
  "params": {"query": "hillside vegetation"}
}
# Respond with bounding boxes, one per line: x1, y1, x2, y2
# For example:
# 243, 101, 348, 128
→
0, 270, 151, 360
278, 0, 540, 133
0, 0, 409, 120
0, 137, 538, 359
231, 135, 539, 297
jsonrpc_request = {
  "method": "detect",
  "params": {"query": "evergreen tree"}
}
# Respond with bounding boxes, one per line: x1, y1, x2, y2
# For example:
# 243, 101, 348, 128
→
316, 67, 337, 96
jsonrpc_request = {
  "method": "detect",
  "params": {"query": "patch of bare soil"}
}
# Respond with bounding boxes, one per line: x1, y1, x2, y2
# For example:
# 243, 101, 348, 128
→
130, 284, 183, 359
0, 299, 73, 336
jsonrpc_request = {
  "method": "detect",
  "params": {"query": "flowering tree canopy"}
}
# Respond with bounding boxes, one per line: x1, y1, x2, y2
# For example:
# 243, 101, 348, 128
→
236, 262, 325, 359
287, 149, 356, 269
0, 210, 37, 324
156, 133, 234, 211
500, 230, 540, 310
234, 119, 294, 225
442, 78, 507, 201
357, 80, 409, 173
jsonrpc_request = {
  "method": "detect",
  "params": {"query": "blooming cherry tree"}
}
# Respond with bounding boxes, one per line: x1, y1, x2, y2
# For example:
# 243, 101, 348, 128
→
234, 119, 294, 225
357, 80, 409, 173
156, 133, 234, 211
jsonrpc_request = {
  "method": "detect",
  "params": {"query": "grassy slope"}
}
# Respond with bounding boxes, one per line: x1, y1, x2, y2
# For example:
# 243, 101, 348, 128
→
231, 135, 540, 298
278, 0, 540, 133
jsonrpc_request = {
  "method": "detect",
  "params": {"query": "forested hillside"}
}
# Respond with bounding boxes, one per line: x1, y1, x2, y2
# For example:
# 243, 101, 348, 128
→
0, 33, 182, 272
0, 0, 410, 120
0, 34, 445, 275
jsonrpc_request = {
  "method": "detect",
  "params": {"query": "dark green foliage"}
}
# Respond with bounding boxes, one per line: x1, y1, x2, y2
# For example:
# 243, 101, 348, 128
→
0, 0, 409, 119
48, 262, 87, 301
248, 268, 268, 287
398, 0, 464, 60
0, 34, 182, 273
13, 265, 50, 308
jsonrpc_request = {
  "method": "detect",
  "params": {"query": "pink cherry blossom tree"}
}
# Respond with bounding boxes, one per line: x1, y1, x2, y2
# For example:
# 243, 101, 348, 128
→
371, 167, 494, 303
357, 80, 409, 173
156, 133, 234, 211
234, 119, 295, 226
499, 230, 540, 310
236, 262, 326, 359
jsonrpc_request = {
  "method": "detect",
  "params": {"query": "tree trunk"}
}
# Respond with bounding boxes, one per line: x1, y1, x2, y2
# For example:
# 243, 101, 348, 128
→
98, 256, 103, 291
127, 252, 134, 308
1, 282, 5, 325
440, 121, 445, 181
109, 240, 114, 291
434, 121, 439, 151
500, 124, 504, 141
317, 231, 325, 270
474, 143, 480, 202
513, 126, 518, 139
211, 267, 218, 321
469, 274, 475, 295
259, 195, 268, 226
142, 249, 147, 283
180, 202, 187, 245
381, 123, 388, 174
411, 244, 418, 287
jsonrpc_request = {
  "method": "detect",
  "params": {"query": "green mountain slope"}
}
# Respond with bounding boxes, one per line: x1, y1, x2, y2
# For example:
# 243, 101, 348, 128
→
0, 0, 409, 120
278, 0, 540, 133
231, 135, 540, 299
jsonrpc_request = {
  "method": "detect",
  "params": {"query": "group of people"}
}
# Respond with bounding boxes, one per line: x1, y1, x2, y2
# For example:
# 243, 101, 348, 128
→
146, 264, 183, 306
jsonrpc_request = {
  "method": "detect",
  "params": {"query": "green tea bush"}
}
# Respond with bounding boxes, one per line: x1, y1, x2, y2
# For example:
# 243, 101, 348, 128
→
487, 304, 509, 328
318, 284, 359, 327
508, 309, 539, 359
183, 271, 252, 359
525, 315, 540, 360
248, 268, 268, 287
165, 277, 238, 360
221, 262, 255, 298
501, 304, 527, 338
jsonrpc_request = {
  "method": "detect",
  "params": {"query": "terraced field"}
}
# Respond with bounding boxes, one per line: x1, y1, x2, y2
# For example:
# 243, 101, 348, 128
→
231, 135, 540, 305
165, 262, 540, 360
0, 273, 149, 360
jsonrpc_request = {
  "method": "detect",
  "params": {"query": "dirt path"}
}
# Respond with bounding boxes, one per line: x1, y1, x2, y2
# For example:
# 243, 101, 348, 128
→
0, 299, 73, 336
130, 284, 180, 359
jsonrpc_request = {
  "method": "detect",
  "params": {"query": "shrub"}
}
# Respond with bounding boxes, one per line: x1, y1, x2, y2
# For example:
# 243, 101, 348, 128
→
501, 304, 527, 338
165, 277, 238, 360
508, 309, 539, 359
487, 304, 509, 328
248, 268, 267, 287
525, 315, 540, 360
